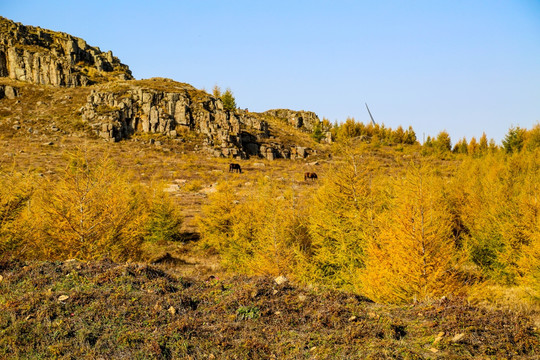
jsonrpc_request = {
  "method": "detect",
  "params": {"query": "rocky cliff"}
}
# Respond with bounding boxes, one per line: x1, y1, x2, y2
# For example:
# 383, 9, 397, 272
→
0, 16, 133, 87
0, 16, 323, 159
80, 79, 315, 159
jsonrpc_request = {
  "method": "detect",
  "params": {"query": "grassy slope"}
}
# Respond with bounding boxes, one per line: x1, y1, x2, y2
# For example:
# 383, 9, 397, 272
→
0, 77, 333, 235
1, 260, 538, 359
1, 79, 539, 358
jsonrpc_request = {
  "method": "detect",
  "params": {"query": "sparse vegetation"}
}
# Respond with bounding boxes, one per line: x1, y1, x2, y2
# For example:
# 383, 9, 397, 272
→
0, 260, 538, 359
0, 23, 539, 356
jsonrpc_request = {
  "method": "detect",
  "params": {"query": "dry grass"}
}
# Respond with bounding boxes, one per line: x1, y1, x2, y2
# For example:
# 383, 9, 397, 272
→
1, 259, 538, 359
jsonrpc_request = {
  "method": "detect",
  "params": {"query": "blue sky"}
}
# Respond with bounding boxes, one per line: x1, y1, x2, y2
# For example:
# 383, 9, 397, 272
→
2, 0, 539, 144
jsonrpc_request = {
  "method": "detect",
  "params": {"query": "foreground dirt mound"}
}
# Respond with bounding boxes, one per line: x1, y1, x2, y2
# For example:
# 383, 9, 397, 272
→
0, 260, 538, 359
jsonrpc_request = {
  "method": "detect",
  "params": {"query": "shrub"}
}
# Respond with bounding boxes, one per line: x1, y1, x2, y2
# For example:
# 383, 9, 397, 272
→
0, 171, 35, 260
143, 185, 183, 244
16, 151, 182, 262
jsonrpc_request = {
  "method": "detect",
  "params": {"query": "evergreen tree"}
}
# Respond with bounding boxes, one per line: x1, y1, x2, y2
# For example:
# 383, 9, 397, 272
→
404, 126, 417, 145
524, 123, 540, 151
468, 137, 479, 156
502, 126, 525, 153
453, 137, 468, 154
311, 122, 324, 142
302, 149, 384, 292
434, 130, 452, 152
221, 88, 237, 111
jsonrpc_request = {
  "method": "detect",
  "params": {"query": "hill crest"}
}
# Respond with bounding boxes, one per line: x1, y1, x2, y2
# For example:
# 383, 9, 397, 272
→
0, 16, 328, 159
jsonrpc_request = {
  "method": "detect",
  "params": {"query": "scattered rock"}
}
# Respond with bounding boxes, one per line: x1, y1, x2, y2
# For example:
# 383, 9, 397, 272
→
274, 275, 288, 285
433, 332, 445, 345
42, 142, 54, 146
58, 295, 69, 302
168, 306, 176, 315
348, 316, 357, 322
12, 125, 20, 130
200, 186, 217, 195
298, 294, 307, 302
429, 347, 439, 353
164, 184, 180, 193
451, 333, 465, 343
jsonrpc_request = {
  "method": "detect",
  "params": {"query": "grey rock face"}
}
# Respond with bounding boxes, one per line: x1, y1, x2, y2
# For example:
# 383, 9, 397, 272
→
80, 85, 270, 157
263, 109, 320, 132
80, 83, 317, 160
0, 16, 133, 87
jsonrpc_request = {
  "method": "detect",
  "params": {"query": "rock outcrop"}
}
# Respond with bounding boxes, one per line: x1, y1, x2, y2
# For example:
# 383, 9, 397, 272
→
0, 16, 321, 160
80, 79, 315, 159
263, 109, 320, 132
80, 79, 270, 158
0, 16, 133, 87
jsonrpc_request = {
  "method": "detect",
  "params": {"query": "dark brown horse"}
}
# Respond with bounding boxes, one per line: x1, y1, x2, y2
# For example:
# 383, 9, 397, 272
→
229, 163, 242, 173
304, 172, 318, 181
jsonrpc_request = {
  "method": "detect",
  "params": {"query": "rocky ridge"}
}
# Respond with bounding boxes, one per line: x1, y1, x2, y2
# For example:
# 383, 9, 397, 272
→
0, 16, 132, 87
80, 79, 317, 159
0, 16, 326, 159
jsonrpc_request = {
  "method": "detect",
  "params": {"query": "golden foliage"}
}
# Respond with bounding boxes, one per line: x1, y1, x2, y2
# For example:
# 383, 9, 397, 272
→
22, 152, 147, 261
300, 150, 382, 292
361, 164, 463, 303
456, 152, 540, 284
1, 150, 183, 262
0, 170, 35, 260
198, 178, 306, 277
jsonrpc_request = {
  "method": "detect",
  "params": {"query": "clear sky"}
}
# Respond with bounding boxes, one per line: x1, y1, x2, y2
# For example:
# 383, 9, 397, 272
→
2, 0, 539, 144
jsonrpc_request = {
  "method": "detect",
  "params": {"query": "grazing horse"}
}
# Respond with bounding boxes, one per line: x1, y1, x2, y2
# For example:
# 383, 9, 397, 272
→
229, 163, 242, 173
304, 172, 318, 181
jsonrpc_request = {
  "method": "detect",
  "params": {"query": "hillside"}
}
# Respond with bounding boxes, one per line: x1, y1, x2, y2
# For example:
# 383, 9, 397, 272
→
1, 16, 540, 359
1, 259, 538, 359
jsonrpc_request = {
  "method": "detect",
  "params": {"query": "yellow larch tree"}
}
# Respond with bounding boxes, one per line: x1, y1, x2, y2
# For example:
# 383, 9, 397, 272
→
301, 147, 385, 292
24, 151, 148, 261
361, 163, 462, 304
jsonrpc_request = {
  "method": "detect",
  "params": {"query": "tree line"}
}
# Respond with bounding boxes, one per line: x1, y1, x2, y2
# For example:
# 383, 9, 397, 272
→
199, 143, 540, 305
